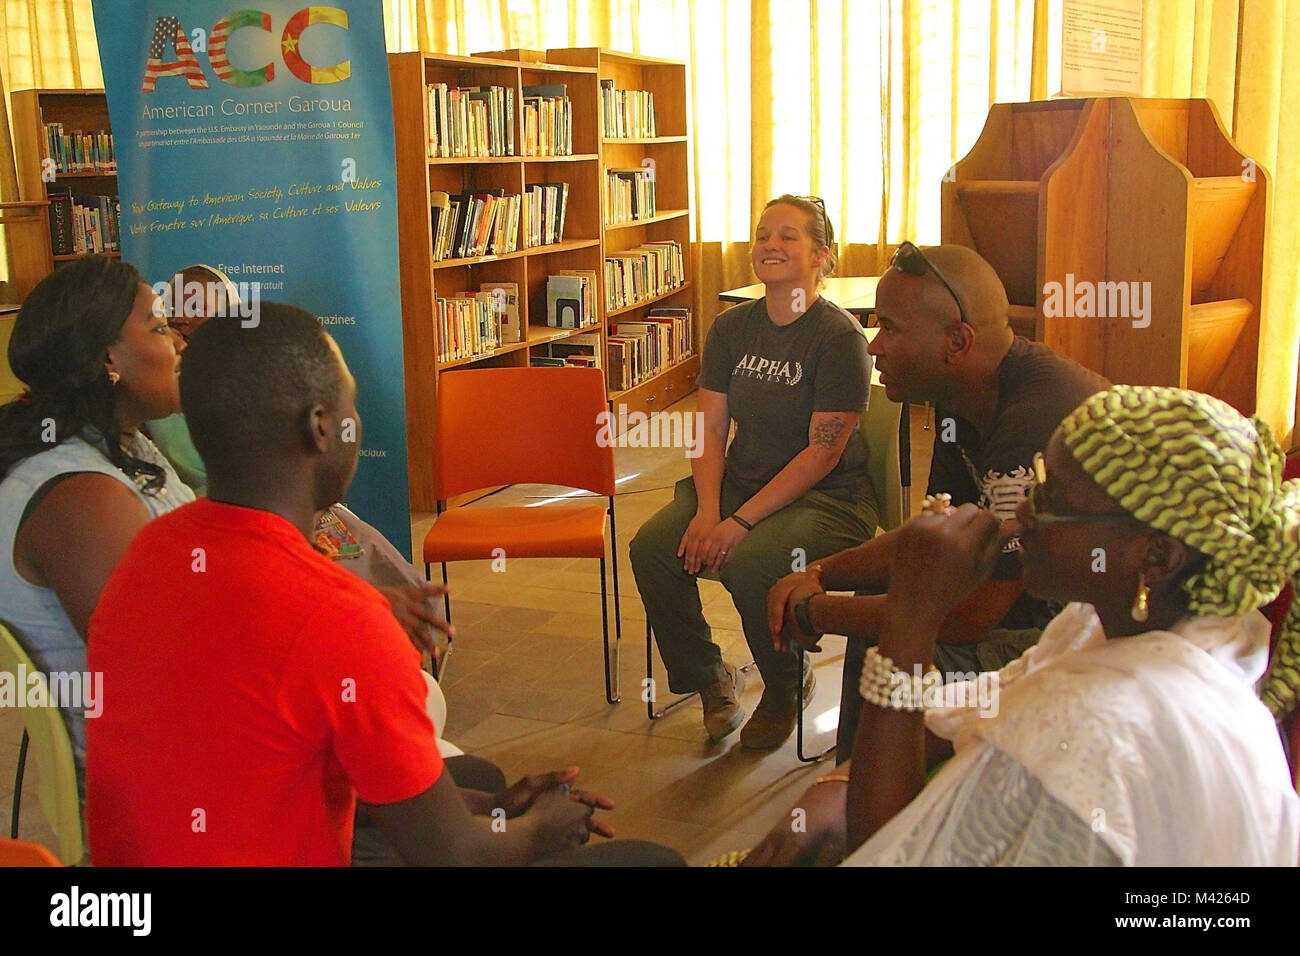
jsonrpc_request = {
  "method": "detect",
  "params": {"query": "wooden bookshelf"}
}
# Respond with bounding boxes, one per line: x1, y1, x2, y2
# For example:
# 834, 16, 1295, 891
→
11, 89, 120, 275
943, 97, 1269, 417
393, 49, 698, 510
545, 47, 698, 424
391, 51, 607, 510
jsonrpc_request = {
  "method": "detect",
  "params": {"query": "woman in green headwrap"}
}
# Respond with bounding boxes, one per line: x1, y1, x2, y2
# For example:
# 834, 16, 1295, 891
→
759, 385, 1298, 866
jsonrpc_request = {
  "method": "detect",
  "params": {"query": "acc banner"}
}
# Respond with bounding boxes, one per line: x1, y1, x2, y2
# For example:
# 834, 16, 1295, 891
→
91, 1, 413, 557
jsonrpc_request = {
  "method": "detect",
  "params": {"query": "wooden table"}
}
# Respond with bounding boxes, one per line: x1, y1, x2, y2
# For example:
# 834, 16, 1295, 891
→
718, 276, 881, 321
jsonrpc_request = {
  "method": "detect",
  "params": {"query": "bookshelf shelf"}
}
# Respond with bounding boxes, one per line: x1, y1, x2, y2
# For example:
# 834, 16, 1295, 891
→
521, 153, 601, 163
604, 208, 689, 231
602, 136, 688, 145
527, 323, 601, 344
607, 352, 699, 403
607, 280, 692, 317
393, 48, 695, 509
427, 155, 525, 165
432, 238, 600, 270
53, 251, 120, 262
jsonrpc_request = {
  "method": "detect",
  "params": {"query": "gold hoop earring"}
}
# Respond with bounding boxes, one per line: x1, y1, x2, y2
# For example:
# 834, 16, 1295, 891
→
107, 371, 121, 385
1131, 571, 1149, 623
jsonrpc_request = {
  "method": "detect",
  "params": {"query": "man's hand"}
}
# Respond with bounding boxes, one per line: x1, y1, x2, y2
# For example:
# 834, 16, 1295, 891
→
678, 510, 721, 574
888, 505, 1017, 625
768, 568, 825, 651
377, 582, 454, 658
497, 767, 616, 839
741, 778, 846, 867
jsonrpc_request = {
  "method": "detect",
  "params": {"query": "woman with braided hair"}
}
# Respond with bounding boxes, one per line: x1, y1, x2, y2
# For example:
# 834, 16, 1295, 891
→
824, 385, 1300, 866
0, 255, 194, 772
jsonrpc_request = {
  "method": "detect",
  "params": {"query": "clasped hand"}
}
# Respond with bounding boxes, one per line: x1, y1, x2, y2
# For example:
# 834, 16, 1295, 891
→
887, 504, 1017, 625
678, 511, 747, 575
495, 766, 615, 841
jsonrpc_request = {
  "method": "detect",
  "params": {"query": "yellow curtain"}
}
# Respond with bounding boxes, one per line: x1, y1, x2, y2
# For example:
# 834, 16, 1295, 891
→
1136, 0, 1300, 445
2, 0, 1295, 439
0, 0, 104, 201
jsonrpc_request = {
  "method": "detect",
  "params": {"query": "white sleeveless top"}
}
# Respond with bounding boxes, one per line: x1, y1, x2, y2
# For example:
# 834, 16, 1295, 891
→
0, 432, 194, 762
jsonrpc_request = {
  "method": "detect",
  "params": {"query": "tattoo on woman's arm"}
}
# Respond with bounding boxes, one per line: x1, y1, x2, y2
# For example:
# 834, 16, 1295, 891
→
811, 418, 846, 449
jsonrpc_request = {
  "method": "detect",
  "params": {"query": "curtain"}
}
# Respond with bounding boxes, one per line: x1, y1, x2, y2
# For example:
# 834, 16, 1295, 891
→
1, 0, 1295, 441
1136, 0, 1300, 449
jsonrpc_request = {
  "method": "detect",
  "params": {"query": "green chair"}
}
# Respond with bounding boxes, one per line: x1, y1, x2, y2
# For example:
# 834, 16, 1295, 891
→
646, 382, 905, 763
1, 623, 85, 865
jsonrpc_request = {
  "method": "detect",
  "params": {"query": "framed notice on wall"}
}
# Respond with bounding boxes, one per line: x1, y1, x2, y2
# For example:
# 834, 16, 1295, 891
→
1060, 0, 1143, 96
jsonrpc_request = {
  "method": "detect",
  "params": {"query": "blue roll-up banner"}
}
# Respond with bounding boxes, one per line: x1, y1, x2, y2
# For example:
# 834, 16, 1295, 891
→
91, 1, 412, 558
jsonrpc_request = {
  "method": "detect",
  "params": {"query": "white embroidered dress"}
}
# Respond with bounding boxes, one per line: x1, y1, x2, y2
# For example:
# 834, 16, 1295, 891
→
844, 603, 1299, 866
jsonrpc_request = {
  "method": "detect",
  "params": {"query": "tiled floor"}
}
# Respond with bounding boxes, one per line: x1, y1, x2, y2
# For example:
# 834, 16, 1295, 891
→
1, 396, 934, 865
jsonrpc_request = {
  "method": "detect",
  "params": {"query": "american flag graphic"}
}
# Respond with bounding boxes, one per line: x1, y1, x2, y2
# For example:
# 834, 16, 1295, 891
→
140, 15, 209, 92
210, 10, 274, 87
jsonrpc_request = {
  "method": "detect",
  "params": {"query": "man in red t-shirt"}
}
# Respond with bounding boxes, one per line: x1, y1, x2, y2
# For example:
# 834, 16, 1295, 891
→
87, 304, 612, 865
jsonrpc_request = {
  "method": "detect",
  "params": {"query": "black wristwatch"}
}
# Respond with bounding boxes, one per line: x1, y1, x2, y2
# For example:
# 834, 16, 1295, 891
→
793, 593, 823, 637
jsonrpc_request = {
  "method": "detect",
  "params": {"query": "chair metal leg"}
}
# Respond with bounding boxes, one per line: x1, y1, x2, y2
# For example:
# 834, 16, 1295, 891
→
608, 499, 623, 652
599, 557, 620, 704
645, 619, 757, 720
11, 730, 28, 839
440, 562, 451, 624
646, 620, 701, 719
796, 647, 835, 763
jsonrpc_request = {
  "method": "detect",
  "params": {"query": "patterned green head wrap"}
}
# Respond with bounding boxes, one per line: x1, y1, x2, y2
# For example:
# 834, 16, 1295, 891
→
1060, 385, 1300, 718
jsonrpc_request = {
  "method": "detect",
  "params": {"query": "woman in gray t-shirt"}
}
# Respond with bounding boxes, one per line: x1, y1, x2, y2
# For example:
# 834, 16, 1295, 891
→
630, 195, 877, 750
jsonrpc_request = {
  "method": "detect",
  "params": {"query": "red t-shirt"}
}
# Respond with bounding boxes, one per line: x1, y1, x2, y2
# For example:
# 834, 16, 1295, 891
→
86, 498, 443, 866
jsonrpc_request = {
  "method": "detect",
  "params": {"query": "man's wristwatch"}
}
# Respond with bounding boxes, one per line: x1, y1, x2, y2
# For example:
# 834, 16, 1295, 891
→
793, 593, 823, 637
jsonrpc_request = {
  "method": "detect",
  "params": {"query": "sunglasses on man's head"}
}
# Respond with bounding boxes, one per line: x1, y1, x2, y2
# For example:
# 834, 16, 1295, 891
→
890, 241, 970, 327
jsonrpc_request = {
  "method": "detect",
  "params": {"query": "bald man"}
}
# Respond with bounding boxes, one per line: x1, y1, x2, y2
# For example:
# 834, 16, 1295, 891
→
767, 244, 1109, 764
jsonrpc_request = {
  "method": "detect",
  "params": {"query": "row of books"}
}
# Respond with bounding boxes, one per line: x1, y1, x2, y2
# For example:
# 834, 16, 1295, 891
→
43, 122, 116, 174
47, 191, 121, 255
546, 271, 599, 329
600, 81, 657, 139
605, 168, 656, 224
523, 181, 570, 248
425, 83, 514, 158
604, 240, 685, 311
436, 291, 505, 362
533, 331, 602, 369
521, 84, 573, 156
607, 307, 694, 391
431, 190, 522, 261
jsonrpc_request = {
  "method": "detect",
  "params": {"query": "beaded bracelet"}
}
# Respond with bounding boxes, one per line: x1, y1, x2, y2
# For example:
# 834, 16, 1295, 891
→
859, 646, 940, 712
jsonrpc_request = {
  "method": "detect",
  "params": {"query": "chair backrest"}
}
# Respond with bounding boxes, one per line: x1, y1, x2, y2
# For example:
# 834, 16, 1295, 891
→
435, 367, 617, 500
860, 382, 904, 532
0, 624, 84, 865
0, 837, 62, 866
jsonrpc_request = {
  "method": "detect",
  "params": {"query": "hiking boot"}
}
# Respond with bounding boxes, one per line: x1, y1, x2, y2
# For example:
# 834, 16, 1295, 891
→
700, 661, 747, 741
740, 668, 817, 750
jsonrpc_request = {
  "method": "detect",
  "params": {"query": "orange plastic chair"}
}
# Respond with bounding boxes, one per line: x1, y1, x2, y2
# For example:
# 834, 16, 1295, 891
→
422, 367, 623, 703
0, 837, 62, 866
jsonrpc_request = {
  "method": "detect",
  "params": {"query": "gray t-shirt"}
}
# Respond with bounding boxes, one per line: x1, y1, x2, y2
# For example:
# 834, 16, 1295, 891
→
699, 296, 872, 494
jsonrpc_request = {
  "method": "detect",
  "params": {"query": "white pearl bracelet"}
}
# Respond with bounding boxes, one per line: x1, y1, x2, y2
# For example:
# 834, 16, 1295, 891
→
859, 646, 940, 712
